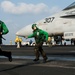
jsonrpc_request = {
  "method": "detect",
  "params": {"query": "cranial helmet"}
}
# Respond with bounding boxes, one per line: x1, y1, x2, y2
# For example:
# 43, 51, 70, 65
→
32, 24, 37, 29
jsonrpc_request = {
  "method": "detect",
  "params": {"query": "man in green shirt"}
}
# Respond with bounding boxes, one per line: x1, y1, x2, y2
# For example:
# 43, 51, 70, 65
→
27, 24, 48, 62
0, 20, 12, 62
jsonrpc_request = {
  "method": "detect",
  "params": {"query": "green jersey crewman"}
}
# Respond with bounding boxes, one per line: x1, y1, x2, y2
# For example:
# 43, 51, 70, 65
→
27, 24, 48, 62
0, 20, 12, 62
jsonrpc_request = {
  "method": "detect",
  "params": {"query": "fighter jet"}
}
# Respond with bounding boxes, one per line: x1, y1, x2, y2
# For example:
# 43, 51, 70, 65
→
16, 2, 75, 45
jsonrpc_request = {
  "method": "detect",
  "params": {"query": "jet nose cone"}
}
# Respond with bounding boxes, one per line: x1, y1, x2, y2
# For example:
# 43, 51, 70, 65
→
16, 32, 19, 36
16, 24, 33, 37
16, 30, 24, 36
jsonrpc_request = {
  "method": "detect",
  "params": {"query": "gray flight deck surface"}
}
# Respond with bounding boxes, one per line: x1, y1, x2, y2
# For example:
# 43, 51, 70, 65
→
0, 45, 75, 75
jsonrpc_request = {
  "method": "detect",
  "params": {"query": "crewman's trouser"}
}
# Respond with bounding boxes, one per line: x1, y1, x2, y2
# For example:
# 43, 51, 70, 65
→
0, 40, 12, 62
0, 48, 11, 57
34, 42, 47, 60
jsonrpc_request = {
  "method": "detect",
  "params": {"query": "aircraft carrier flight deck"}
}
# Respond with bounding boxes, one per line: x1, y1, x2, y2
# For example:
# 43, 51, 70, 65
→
0, 45, 75, 75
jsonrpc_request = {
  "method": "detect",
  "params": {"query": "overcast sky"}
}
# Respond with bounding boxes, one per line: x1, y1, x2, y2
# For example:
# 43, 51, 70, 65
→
0, 0, 75, 44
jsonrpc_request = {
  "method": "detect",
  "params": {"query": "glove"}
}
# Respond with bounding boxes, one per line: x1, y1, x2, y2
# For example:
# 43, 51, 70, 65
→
0, 32, 2, 35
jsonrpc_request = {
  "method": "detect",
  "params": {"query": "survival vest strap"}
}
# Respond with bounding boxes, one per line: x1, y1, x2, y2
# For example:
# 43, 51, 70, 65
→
0, 20, 2, 32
